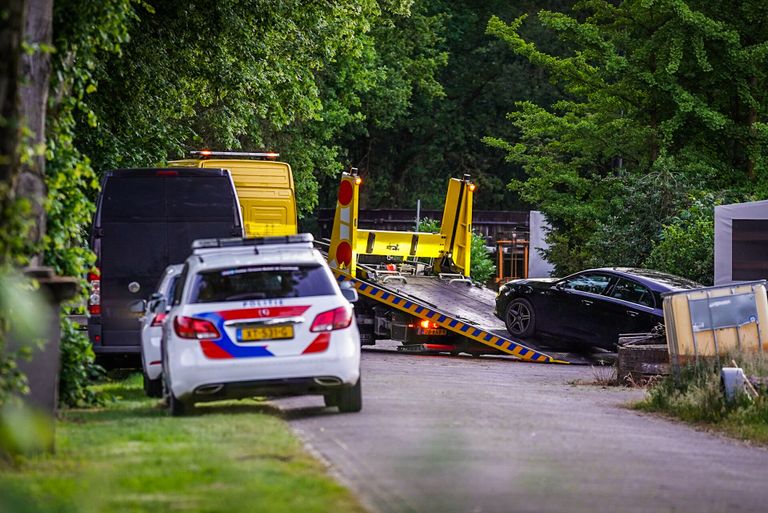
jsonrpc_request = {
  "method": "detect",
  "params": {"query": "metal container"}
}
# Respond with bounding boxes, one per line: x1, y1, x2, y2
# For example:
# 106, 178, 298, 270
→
662, 281, 768, 364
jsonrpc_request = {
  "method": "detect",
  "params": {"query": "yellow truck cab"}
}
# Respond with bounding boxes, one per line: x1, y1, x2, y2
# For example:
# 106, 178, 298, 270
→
169, 151, 298, 237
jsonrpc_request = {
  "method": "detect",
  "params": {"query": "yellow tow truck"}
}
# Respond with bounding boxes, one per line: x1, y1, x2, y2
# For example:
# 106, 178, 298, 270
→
326, 170, 567, 363
170, 150, 298, 237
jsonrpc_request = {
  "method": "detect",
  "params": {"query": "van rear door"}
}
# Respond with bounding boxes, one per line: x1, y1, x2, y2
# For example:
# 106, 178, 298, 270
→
94, 169, 242, 351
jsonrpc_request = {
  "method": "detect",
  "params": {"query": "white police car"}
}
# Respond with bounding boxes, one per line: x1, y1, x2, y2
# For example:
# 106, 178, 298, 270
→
162, 234, 362, 415
139, 264, 183, 398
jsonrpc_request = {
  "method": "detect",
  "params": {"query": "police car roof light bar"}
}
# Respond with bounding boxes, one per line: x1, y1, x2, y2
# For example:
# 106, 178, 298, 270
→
192, 233, 314, 250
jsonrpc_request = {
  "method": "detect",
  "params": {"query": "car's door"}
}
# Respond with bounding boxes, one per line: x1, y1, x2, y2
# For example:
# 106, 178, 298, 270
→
597, 277, 658, 349
546, 272, 613, 344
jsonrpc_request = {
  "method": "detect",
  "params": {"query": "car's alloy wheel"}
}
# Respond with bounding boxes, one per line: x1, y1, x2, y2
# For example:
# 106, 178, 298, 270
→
505, 298, 535, 338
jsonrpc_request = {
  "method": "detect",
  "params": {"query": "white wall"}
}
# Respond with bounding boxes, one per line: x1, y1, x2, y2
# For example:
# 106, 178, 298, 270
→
528, 210, 555, 278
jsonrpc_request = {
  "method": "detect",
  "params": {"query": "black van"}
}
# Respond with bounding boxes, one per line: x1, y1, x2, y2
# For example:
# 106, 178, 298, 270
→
88, 168, 243, 359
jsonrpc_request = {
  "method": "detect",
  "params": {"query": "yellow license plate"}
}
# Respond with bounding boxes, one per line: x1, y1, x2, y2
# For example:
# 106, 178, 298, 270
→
418, 328, 447, 336
237, 325, 294, 342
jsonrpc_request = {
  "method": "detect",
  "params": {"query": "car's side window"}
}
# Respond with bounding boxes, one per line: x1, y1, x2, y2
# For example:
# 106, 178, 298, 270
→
560, 273, 611, 295
609, 278, 654, 307
172, 265, 189, 306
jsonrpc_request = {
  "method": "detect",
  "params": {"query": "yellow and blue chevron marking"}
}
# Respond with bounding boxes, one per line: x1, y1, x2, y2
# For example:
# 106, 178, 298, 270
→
335, 272, 569, 364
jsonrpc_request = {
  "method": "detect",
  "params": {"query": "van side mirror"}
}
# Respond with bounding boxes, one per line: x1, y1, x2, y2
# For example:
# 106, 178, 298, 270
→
129, 299, 147, 313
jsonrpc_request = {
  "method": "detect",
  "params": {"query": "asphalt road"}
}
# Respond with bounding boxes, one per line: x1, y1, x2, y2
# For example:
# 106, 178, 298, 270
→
276, 347, 768, 513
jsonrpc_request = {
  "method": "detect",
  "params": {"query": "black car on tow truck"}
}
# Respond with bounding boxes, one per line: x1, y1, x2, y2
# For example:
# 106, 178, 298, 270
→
494, 268, 700, 351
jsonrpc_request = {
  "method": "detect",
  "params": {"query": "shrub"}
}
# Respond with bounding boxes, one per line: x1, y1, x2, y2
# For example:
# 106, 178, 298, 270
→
58, 315, 103, 407
418, 218, 495, 283
640, 354, 768, 428
644, 195, 718, 285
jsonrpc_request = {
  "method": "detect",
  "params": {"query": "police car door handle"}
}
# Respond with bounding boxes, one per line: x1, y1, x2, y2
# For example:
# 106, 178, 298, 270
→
626, 310, 639, 318
581, 299, 593, 306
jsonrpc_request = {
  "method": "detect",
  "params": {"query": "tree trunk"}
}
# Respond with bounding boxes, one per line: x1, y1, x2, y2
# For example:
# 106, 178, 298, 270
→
0, 1, 26, 187
16, 0, 53, 264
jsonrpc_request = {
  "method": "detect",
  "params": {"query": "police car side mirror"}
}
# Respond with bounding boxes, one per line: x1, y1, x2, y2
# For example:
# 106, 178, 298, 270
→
129, 299, 147, 313
339, 281, 358, 303
152, 298, 168, 313
341, 288, 358, 303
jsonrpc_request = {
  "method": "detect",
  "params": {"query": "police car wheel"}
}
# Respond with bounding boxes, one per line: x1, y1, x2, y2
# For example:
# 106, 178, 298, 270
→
337, 378, 362, 413
143, 372, 163, 398
324, 392, 339, 408
169, 391, 191, 416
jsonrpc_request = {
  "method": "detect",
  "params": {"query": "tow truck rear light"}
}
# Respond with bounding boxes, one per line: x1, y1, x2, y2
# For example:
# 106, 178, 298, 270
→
155, 170, 178, 176
310, 305, 353, 332
174, 316, 220, 340
412, 320, 440, 329
88, 270, 101, 315
151, 313, 168, 327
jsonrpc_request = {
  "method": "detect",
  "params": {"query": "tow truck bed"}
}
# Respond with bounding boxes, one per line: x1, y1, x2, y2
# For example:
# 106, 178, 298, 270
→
388, 276, 506, 331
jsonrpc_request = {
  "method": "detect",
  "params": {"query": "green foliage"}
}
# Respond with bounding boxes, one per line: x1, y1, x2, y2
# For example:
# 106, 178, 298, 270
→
639, 354, 768, 442
486, 1, 768, 273
470, 232, 496, 284
76, 0, 402, 216
417, 217, 441, 233
42, 0, 138, 407
644, 194, 721, 284
58, 316, 103, 408
0, 399, 55, 463
338, 0, 574, 211
0, 272, 47, 408
1, 374, 368, 512
417, 217, 496, 282
642, 362, 729, 423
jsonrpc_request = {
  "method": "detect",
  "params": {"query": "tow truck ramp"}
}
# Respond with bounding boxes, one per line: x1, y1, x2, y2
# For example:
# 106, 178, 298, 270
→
324, 171, 569, 365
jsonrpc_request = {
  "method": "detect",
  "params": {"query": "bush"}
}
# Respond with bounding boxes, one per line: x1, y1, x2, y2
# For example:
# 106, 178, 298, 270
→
58, 315, 103, 407
644, 195, 718, 285
417, 218, 496, 283
639, 354, 768, 434
469, 232, 495, 284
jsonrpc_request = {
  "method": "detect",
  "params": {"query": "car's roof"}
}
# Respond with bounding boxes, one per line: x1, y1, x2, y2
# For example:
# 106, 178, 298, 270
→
591, 267, 702, 291
188, 246, 325, 272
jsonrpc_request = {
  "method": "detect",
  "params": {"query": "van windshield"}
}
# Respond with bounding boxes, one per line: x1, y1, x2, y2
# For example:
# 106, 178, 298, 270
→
189, 265, 335, 303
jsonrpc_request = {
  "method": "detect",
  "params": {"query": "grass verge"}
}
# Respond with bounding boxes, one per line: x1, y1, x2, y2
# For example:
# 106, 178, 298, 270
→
635, 354, 768, 444
0, 374, 367, 513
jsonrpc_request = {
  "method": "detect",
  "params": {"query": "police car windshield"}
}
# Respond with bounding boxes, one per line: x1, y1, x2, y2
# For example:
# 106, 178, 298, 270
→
189, 265, 336, 303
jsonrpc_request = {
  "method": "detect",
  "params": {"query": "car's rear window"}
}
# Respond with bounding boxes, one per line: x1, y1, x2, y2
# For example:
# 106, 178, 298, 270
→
189, 265, 336, 303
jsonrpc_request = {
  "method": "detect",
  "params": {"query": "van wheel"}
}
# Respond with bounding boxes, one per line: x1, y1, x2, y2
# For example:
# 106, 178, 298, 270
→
143, 372, 163, 398
169, 392, 191, 416
337, 378, 362, 413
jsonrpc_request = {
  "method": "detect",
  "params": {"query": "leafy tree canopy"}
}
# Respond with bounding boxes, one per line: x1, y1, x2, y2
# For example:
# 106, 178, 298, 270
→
486, 0, 768, 278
